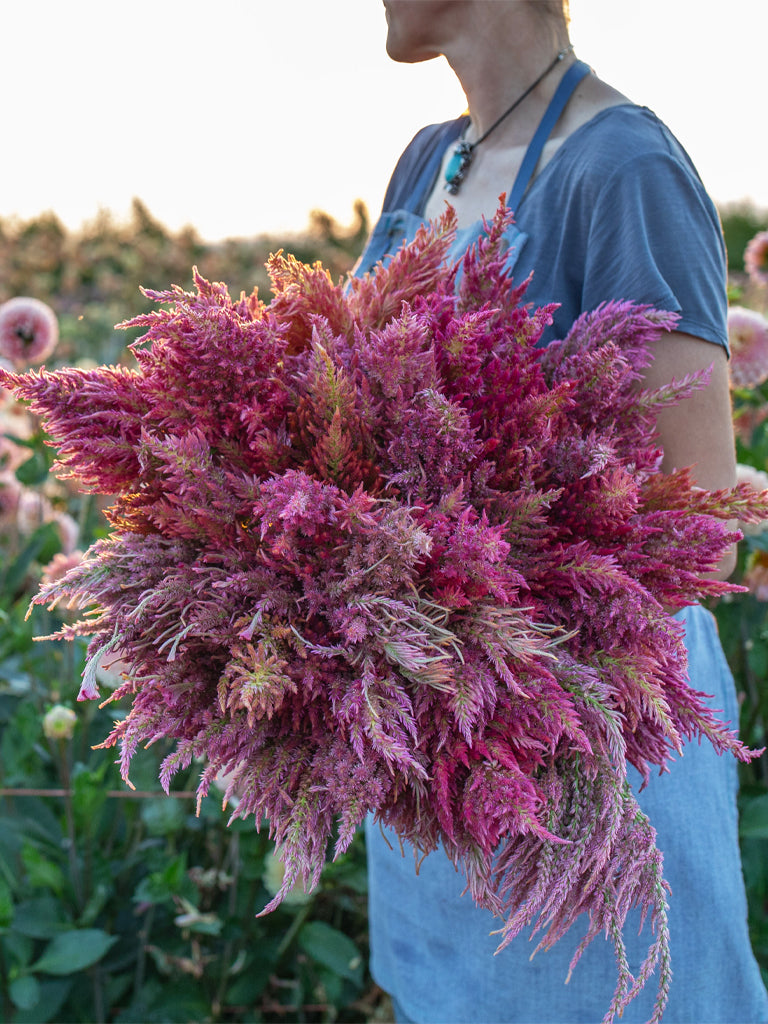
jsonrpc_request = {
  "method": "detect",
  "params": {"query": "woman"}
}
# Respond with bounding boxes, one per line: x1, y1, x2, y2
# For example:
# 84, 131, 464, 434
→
357, 2, 768, 1022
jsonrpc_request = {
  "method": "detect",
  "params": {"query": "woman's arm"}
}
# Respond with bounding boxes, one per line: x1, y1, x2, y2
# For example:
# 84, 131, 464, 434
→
642, 331, 737, 580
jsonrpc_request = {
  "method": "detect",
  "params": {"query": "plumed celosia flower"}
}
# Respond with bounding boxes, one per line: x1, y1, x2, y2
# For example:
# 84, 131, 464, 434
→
745, 230, 768, 286
0, 297, 59, 367
2, 203, 767, 1024
262, 850, 312, 906
0, 356, 15, 401
728, 305, 768, 388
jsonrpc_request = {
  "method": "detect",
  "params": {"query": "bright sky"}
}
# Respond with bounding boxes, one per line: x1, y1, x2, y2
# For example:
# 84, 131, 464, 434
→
4, 0, 766, 241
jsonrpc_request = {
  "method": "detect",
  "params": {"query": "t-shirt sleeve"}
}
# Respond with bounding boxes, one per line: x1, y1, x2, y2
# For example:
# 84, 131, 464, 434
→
380, 126, 437, 213
582, 150, 729, 350
380, 118, 468, 214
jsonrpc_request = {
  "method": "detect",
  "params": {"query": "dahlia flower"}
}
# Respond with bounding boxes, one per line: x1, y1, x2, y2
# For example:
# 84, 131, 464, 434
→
2, 205, 766, 1024
728, 305, 768, 388
0, 472, 22, 530
0, 297, 59, 367
41, 549, 85, 587
42, 704, 77, 741
745, 230, 768, 287
0, 433, 28, 476
54, 511, 80, 556
14, 487, 51, 536
744, 551, 768, 601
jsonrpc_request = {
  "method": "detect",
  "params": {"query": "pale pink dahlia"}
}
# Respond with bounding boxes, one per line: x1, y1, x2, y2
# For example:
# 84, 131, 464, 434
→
728, 306, 768, 388
745, 230, 768, 286
0, 433, 27, 476
41, 549, 84, 587
94, 651, 132, 691
54, 512, 80, 555
736, 464, 768, 534
744, 551, 768, 601
0, 297, 59, 367
0, 472, 22, 529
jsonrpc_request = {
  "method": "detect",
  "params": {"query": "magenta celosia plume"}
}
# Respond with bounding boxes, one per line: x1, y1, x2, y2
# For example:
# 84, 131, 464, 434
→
0, 296, 59, 366
2, 206, 766, 1024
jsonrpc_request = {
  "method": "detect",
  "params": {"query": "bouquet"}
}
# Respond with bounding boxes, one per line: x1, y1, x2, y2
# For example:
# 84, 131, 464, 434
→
3, 205, 765, 1023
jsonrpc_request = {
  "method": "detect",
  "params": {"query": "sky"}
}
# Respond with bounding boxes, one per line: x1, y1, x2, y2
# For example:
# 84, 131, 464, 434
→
3, 0, 766, 241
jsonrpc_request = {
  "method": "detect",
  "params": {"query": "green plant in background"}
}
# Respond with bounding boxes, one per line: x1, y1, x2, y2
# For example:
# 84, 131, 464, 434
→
712, 229, 768, 986
0, 658, 376, 1022
720, 202, 768, 276
0, 517, 380, 1022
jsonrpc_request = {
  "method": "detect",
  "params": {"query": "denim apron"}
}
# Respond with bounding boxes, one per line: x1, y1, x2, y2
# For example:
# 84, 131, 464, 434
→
360, 62, 768, 1024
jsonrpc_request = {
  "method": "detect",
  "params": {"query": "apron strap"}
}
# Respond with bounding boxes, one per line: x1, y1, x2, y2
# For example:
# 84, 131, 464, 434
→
507, 59, 591, 212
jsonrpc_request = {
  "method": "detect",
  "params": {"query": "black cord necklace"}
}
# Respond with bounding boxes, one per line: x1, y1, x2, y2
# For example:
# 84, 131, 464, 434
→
444, 46, 574, 195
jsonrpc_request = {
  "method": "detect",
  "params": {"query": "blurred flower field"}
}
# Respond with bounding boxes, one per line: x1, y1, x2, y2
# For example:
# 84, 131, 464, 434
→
1, 197, 767, 1022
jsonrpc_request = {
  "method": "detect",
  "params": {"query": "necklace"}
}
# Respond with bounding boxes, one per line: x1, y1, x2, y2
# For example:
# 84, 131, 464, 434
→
444, 46, 574, 195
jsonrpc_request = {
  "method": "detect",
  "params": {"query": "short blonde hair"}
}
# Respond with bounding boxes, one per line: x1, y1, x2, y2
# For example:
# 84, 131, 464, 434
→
535, 0, 571, 29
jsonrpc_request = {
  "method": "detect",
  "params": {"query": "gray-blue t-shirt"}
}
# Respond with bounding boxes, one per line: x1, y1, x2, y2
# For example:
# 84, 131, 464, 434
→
356, 104, 728, 351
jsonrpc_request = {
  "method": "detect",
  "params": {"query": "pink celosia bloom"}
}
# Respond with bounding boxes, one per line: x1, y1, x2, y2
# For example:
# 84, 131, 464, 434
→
41, 549, 84, 587
728, 305, 768, 388
0, 297, 59, 367
0, 356, 14, 400
3, 202, 767, 1024
745, 230, 768, 286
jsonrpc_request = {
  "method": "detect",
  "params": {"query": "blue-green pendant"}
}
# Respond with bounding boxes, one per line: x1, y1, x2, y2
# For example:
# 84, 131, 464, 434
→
444, 141, 473, 195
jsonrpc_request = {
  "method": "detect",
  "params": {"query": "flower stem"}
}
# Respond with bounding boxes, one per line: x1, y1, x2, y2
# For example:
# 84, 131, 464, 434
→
57, 739, 84, 910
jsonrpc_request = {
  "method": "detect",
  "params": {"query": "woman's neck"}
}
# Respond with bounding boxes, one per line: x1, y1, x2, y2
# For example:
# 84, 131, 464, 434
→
443, 9, 571, 144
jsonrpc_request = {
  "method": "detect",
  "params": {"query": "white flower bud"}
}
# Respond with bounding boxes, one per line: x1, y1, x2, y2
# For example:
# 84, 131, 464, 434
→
42, 704, 77, 741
